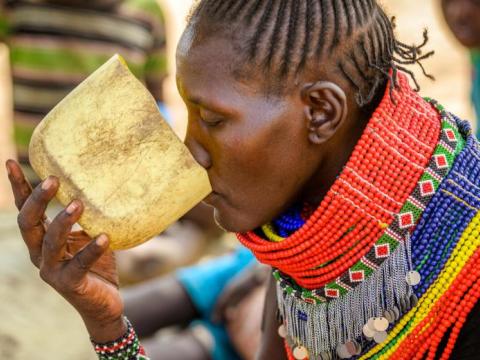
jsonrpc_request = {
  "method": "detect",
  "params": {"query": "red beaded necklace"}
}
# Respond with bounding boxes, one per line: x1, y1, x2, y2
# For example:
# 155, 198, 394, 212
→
237, 73, 442, 290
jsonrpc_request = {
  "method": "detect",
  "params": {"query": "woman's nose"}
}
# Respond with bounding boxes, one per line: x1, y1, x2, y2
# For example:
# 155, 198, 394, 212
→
184, 134, 212, 170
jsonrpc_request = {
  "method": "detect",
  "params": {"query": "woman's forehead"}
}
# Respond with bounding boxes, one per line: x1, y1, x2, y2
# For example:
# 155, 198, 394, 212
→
177, 30, 239, 76
176, 33, 259, 104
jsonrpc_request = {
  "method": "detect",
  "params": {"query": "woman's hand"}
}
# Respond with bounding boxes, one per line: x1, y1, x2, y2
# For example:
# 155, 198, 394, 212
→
6, 160, 126, 342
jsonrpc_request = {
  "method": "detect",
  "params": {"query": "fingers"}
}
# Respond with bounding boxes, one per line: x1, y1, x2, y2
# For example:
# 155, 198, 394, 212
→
17, 176, 59, 266
6, 159, 33, 210
42, 200, 83, 267
66, 235, 110, 280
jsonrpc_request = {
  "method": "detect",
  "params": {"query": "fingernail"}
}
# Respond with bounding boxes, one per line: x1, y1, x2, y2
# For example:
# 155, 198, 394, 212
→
65, 201, 78, 215
96, 235, 108, 247
42, 177, 54, 190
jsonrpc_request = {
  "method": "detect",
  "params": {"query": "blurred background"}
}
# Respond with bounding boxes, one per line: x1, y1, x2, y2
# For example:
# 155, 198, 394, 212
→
0, 0, 477, 359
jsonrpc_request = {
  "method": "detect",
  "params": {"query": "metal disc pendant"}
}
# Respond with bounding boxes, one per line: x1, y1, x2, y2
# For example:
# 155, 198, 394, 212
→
354, 341, 363, 355
363, 323, 376, 338
320, 351, 332, 360
373, 330, 388, 344
367, 317, 376, 330
278, 324, 287, 338
406, 270, 422, 286
336, 344, 352, 359
410, 294, 419, 307
384, 310, 394, 324
373, 317, 389, 332
404, 295, 412, 310
393, 306, 400, 320
345, 341, 359, 356
320, 351, 333, 360
293, 346, 309, 360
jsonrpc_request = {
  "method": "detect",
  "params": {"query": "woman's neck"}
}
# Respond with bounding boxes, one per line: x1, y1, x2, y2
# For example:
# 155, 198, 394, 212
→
298, 91, 381, 208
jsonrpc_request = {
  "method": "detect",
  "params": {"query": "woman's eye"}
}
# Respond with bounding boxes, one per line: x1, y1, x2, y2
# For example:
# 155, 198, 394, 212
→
201, 117, 224, 127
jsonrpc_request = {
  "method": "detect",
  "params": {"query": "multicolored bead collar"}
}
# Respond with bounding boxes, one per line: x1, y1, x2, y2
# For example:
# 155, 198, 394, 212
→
238, 72, 442, 290
237, 73, 480, 360
272, 101, 462, 305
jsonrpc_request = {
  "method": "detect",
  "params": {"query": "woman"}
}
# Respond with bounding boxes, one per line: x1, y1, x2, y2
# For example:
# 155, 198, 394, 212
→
440, 0, 480, 135
6, 0, 480, 359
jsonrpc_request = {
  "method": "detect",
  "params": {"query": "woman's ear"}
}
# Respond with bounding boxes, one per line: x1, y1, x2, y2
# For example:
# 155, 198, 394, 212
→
301, 81, 348, 144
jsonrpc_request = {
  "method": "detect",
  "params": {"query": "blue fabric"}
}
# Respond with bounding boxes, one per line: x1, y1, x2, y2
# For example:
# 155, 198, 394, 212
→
176, 246, 255, 318
471, 51, 480, 137
189, 320, 242, 360
176, 247, 255, 360
157, 101, 173, 125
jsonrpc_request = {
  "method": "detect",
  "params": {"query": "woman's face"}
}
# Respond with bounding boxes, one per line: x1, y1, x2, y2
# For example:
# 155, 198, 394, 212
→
176, 30, 325, 233
441, 0, 480, 48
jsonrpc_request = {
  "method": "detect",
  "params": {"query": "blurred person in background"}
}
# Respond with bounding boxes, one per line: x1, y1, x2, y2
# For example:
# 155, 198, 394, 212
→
441, 0, 480, 135
0, 0, 167, 182
0, 42, 15, 209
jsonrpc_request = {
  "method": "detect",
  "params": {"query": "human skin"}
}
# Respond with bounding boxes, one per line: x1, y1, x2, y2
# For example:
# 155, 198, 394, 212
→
5, 23, 373, 359
441, 0, 480, 48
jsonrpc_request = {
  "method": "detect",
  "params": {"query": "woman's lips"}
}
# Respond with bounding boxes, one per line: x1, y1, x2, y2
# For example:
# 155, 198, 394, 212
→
203, 191, 222, 206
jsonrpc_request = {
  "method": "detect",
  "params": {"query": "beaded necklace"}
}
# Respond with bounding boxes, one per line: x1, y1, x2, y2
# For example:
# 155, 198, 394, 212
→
237, 75, 480, 359
238, 73, 441, 292
359, 117, 480, 360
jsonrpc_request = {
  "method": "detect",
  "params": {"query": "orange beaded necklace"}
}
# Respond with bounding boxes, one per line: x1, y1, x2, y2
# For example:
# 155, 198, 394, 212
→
238, 73, 441, 290
238, 74, 480, 360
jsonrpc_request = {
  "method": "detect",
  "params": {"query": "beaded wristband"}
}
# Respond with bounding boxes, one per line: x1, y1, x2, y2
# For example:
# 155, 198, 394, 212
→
91, 317, 149, 360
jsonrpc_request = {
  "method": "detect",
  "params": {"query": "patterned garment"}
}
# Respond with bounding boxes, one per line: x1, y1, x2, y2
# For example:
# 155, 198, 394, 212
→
472, 50, 480, 137
0, 0, 167, 180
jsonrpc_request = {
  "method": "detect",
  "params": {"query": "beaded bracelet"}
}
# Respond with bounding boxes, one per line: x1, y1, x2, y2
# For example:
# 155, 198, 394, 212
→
91, 317, 149, 360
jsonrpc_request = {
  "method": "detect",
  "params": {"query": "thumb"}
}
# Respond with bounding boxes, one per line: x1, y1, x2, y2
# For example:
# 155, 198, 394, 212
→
67, 235, 110, 279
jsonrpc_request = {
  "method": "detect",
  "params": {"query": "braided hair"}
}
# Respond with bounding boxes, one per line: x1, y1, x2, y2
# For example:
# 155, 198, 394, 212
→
187, 0, 434, 107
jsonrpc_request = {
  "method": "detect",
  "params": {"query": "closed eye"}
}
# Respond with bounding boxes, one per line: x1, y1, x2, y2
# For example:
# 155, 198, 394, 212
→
201, 117, 224, 128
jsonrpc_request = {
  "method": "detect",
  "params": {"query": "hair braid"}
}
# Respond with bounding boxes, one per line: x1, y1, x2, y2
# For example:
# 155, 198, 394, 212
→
317, 0, 328, 57
266, 0, 288, 69
299, 0, 315, 72
331, 0, 341, 50
188, 0, 434, 107
283, 0, 301, 76
246, 0, 264, 23
248, 1, 275, 61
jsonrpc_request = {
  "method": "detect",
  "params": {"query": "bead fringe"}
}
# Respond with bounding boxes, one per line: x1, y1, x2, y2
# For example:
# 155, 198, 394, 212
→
278, 238, 413, 359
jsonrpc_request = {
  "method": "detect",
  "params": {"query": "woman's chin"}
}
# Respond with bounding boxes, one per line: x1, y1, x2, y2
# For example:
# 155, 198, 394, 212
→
212, 208, 259, 234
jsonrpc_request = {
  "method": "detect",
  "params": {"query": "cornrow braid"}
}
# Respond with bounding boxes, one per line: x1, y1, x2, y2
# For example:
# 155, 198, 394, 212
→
188, 0, 434, 107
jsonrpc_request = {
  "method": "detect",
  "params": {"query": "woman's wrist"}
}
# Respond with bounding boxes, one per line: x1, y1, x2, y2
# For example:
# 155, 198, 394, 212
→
90, 317, 149, 360
83, 315, 127, 344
